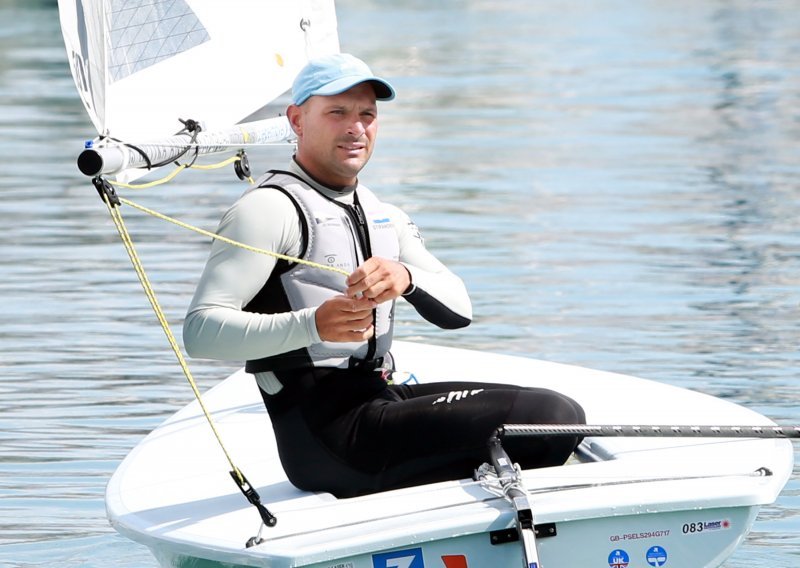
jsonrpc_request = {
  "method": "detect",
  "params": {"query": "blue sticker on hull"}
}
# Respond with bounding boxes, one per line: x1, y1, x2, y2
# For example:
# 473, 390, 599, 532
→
609, 549, 630, 568
646, 545, 668, 566
372, 547, 424, 568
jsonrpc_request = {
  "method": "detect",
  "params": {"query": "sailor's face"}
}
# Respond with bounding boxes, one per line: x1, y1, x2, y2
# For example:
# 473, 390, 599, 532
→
291, 83, 378, 187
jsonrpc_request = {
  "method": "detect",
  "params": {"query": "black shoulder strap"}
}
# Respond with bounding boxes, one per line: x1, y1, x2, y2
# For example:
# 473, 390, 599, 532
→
253, 179, 309, 271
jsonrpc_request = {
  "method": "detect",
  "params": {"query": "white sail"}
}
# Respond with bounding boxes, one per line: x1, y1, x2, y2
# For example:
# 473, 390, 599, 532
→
59, 0, 339, 143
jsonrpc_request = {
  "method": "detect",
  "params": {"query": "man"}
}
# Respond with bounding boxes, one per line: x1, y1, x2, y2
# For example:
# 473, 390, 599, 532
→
184, 53, 584, 498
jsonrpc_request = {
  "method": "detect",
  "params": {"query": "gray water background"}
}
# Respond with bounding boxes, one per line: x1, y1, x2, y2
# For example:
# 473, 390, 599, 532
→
1, 0, 799, 565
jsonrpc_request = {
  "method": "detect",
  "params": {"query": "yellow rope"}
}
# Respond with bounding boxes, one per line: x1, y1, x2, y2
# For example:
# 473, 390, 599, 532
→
187, 156, 240, 171
112, 164, 188, 189
100, 190, 246, 483
112, 156, 255, 189
118, 196, 350, 276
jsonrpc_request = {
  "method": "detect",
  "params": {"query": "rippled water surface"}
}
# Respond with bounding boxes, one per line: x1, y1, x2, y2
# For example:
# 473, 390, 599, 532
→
1, 1, 799, 566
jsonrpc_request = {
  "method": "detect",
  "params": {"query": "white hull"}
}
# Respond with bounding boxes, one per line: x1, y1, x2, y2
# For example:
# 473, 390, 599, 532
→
106, 342, 793, 567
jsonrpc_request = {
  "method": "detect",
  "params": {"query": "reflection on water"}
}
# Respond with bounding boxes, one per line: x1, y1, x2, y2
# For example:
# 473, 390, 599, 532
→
1, 1, 798, 566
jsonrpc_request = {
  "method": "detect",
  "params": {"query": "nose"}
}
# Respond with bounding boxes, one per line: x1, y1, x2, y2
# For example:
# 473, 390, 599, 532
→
346, 118, 366, 138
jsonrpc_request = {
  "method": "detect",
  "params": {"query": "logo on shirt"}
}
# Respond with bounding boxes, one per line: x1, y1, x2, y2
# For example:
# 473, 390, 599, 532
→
372, 217, 394, 230
322, 253, 350, 271
407, 221, 423, 243
314, 212, 342, 226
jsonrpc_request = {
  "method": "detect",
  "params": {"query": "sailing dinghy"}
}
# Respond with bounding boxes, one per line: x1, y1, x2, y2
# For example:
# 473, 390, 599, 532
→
105, 341, 793, 568
58, 2, 794, 567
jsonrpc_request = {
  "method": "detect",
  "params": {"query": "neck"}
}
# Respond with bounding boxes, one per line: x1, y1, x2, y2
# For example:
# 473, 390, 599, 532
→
292, 157, 357, 194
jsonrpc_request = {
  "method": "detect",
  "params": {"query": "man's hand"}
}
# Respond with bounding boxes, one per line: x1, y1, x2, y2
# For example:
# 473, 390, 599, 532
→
345, 257, 411, 303
315, 294, 377, 342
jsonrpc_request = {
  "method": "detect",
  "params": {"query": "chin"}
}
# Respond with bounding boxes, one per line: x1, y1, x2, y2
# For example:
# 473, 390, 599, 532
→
340, 160, 367, 177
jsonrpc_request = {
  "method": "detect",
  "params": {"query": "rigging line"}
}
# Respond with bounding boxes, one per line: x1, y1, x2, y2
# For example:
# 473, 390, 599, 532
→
96, 178, 278, 533
117, 195, 350, 277
112, 156, 253, 190
113, 164, 188, 189
144, 121, 202, 170
190, 156, 243, 171
97, 135, 153, 169
174, 125, 203, 170
99, 190, 246, 483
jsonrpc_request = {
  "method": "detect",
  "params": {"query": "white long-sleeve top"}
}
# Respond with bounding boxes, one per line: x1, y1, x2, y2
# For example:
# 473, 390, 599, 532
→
183, 160, 472, 393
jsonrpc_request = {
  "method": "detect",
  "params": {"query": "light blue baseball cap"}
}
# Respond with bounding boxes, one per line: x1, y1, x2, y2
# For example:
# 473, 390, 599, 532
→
291, 53, 396, 106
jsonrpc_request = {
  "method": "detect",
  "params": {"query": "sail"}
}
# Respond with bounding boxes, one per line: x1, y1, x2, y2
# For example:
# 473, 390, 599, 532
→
58, 0, 340, 142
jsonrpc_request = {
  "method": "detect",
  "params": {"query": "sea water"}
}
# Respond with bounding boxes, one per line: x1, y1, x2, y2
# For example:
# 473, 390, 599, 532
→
0, 0, 798, 566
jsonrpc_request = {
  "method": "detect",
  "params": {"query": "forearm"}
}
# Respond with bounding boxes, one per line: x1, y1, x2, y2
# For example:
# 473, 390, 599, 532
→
394, 205, 472, 328
183, 305, 320, 360
402, 263, 472, 328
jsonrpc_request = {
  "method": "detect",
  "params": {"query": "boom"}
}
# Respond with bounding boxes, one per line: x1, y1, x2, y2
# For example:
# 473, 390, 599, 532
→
77, 116, 293, 178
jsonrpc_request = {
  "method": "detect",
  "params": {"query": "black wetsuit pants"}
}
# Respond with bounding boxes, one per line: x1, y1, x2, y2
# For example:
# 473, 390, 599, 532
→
261, 367, 585, 498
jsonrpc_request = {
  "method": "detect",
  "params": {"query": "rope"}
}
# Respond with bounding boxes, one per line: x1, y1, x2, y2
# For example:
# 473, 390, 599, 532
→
98, 190, 245, 481
112, 155, 255, 190
117, 196, 349, 276
98, 184, 280, 533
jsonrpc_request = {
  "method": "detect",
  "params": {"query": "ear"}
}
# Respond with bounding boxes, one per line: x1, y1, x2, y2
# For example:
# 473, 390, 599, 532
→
286, 104, 303, 137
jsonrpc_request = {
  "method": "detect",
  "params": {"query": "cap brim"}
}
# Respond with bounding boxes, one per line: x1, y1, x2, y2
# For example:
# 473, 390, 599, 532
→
310, 76, 396, 102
